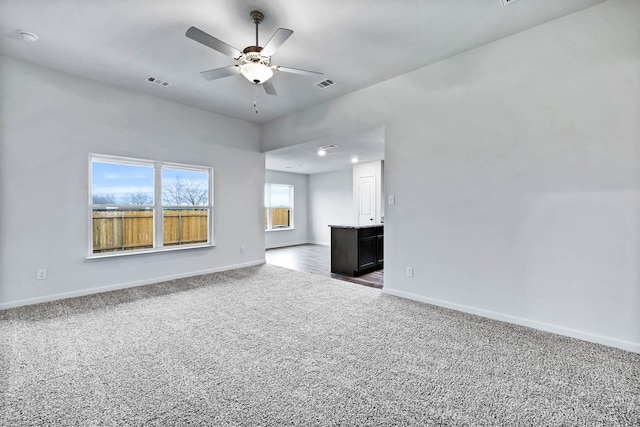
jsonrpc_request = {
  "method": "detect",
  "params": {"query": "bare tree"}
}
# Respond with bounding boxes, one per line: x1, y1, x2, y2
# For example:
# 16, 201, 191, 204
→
163, 176, 207, 206
121, 192, 153, 205
92, 194, 116, 204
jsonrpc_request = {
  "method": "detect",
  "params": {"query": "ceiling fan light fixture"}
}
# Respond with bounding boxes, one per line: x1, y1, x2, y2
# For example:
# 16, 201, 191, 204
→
240, 62, 273, 84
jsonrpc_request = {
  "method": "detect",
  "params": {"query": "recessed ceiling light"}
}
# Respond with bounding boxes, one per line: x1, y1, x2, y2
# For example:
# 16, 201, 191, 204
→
317, 149, 326, 156
18, 30, 38, 42
351, 157, 359, 163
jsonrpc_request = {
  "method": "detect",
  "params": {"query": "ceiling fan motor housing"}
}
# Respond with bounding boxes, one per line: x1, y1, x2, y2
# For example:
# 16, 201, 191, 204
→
243, 46, 269, 62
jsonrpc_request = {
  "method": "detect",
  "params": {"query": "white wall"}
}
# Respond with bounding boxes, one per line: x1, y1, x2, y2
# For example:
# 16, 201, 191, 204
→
0, 56, 265, 308
262, 0, 640, 352
308, 169, 353, 245
266, 168, 354, 247
265, 170, 309, 249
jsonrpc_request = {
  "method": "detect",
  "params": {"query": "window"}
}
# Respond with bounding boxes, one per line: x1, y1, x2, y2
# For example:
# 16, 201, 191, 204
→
90, 154, 212, 256
162, 167, 210, 247
264, 184, 293, 231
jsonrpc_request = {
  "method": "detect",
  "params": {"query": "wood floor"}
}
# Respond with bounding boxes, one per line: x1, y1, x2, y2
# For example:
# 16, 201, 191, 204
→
265, 244, 383, 289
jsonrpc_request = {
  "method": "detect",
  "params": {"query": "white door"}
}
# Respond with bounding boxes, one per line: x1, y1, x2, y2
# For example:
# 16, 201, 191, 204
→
358, 175, 376, 225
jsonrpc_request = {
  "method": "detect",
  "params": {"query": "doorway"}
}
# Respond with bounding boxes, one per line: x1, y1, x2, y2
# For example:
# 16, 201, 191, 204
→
357, 175, 376, 225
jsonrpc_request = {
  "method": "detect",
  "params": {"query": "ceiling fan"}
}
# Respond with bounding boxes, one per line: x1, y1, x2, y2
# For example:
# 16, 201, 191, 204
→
186, 10, 322, 96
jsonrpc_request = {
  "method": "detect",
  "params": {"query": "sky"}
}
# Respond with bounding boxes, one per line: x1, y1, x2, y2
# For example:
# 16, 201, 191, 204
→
266, 184, 292, 207
92, 161, 208, 205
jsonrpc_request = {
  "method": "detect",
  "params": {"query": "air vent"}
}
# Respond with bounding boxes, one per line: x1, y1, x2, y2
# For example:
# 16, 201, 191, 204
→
315, 78, 335, 89
146, 76, 171, 87
500, 0, 520, 5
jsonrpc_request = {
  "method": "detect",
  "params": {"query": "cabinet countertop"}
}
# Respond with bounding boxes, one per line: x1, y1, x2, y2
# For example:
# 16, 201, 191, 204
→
328, 224, 384, 229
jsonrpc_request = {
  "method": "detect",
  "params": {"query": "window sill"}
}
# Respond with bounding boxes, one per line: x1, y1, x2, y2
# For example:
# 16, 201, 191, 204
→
87, 242, 215, 260
265, 227, 295, 233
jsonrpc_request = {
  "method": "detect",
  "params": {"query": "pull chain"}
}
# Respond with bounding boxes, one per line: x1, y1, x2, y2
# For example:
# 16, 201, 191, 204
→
253, 85, 259, 114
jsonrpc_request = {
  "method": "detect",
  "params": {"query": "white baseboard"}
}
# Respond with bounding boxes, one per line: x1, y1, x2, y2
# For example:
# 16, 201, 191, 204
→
307, 240, 330, 246
265, 240, 310, 249
265, 241, 329, 249
383, 287, 640, 354
0, 260, 265, 310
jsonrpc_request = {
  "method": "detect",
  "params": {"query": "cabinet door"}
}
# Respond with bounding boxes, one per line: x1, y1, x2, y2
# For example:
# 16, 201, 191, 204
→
358, 236, 377, 269
376, 234, 384, 265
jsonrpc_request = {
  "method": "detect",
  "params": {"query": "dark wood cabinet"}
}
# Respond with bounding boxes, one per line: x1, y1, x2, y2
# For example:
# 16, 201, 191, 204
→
376, 235, 384, 265
358, 235, 377, 270
330, 225, 383, 276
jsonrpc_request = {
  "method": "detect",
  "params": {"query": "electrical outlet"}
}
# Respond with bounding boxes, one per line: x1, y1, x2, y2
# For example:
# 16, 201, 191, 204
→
388, 195, 395, 205
37, 268, 47, 280
240, 246, 245, 254
406, 267, 413, 277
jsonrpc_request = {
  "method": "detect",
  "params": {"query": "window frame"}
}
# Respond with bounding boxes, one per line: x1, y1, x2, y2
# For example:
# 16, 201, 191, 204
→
88, 154, 214, 258
264, 183, 294, 232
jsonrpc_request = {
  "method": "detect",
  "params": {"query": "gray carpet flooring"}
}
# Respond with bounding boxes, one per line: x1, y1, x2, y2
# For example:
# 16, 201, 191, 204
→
1, 264, 638, 426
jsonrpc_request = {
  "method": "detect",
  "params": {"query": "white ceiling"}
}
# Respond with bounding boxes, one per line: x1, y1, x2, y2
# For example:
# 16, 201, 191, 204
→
0, 0, 605, 173
265, 126, 385, 174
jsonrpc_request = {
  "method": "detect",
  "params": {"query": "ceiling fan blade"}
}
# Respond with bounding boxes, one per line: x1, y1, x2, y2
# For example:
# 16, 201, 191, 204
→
186, 26, 243, 59
200, 65, 241, 81
260, 28, 294, 57
274, 65, 323, 76
263, 79, 277, 96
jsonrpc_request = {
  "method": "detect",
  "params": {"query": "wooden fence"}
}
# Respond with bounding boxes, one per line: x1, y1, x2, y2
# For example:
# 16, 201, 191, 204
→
265, 208, 291, 229
92, 209, 208, 253
163, 210, 208, 247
